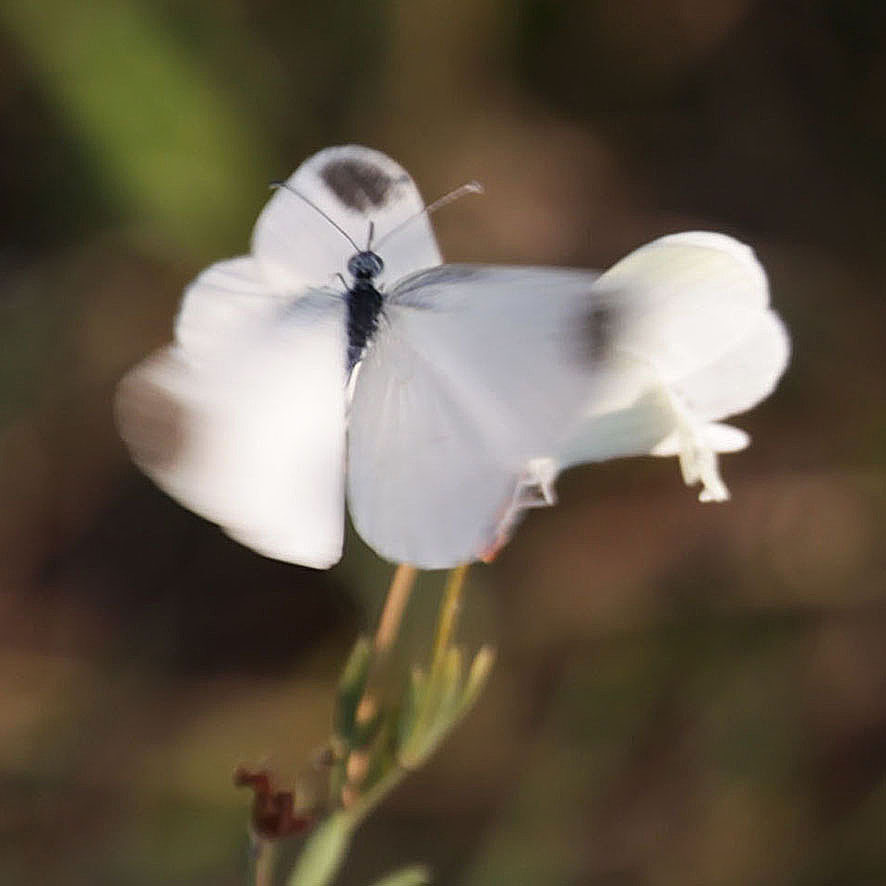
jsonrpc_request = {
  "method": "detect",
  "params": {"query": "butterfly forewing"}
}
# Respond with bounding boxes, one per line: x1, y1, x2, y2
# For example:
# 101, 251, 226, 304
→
252, 145, 442, 294
347, 264, 625, 568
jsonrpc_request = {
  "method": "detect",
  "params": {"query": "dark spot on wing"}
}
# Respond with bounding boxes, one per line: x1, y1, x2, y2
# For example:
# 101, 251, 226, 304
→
570, 301, 620, 367
587, 304, 615, 360
320, 159, 404, 213
116, 367, 189, 473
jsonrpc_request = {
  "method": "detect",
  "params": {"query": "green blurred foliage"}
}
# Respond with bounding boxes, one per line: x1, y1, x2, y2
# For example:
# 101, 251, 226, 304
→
0, 0, 884, 884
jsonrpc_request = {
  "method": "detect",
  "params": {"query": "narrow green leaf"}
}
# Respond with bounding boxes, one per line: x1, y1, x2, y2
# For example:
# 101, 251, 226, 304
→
360, 714, 398, 793
399, 648, 463, 769
369, 863, 433, 886
351, 707, 385, 751
399, 660, 447, 767
459, 646, 496, 715
0, 0, 270, 251
333, 636, 374, 743
418, 650, 452, 724
400, 646, 496, 769
436, 646, 464, 724
288, 812, 354, 886
416, 646, 465, 759
339, 636, 374, 696
396, 666, 425, 750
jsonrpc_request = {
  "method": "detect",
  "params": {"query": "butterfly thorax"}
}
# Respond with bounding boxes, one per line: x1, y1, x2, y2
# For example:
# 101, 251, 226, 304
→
346, 250, 385, 371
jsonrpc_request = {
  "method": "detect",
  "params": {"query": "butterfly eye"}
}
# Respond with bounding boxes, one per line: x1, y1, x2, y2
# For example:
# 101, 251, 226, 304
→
347, 251, 384, 279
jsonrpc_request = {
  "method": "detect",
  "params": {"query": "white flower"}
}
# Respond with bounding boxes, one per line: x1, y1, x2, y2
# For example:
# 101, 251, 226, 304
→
552, 231, 790, 503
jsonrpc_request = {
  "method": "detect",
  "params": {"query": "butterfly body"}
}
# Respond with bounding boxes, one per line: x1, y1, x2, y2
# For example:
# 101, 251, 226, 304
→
345, 250, 385, 372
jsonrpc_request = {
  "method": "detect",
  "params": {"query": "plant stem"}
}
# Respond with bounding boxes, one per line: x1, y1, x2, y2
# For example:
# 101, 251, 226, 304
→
357, 564, 418, 723
375, 563, 418, 653
430, 564, 469, 673
343, 564, 418, 805
254, 838, 275, 886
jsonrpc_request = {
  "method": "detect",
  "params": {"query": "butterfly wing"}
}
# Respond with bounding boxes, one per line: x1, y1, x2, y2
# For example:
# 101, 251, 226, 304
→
116, 288, 348, 568
176, 146, 442, 373
252, 145, 442, 293
347, 265, 623, 569
174, 256, 292, 360
118, 145, 441, 568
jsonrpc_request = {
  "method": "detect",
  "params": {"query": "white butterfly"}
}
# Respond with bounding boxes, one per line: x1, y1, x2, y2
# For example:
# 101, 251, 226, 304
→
116, 145, 790, 569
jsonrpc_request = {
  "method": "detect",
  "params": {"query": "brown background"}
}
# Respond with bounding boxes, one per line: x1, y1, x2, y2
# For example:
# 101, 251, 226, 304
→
1, 1, 884, 883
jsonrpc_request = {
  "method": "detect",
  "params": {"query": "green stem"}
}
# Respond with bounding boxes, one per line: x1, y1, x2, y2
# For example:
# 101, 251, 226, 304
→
430, 564, 469, 674
339, 564, 418, 807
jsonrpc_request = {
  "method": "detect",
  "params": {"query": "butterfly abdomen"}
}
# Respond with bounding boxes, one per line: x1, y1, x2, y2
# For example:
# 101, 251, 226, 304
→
346, 279, 384, 371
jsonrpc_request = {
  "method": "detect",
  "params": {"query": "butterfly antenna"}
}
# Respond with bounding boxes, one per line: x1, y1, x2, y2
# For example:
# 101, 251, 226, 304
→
373, 180, 484, 251
269, 181, 361, 252
366, 220, 375, 250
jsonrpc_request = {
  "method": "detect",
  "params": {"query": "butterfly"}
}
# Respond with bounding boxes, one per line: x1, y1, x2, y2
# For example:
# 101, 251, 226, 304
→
116, 145, 789, 569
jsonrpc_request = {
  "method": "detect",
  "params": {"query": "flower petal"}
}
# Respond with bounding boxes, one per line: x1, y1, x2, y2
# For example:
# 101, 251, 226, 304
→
651, 422, 750, 457
554, 231, 788, 501
592, 231, 772, 383
669, 309, 790, 422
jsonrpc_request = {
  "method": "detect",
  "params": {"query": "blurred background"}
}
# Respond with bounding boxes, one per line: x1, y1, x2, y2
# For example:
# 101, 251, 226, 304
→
1, 0, 884, 883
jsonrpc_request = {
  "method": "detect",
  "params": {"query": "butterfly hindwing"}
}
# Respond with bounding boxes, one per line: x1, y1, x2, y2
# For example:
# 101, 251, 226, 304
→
347, 264, 623, 568
117, 289, 348, 568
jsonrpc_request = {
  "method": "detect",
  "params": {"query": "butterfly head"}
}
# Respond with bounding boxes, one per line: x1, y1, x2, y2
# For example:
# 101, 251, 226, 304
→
347, 250, 384, 281
348, 249, 385, 280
